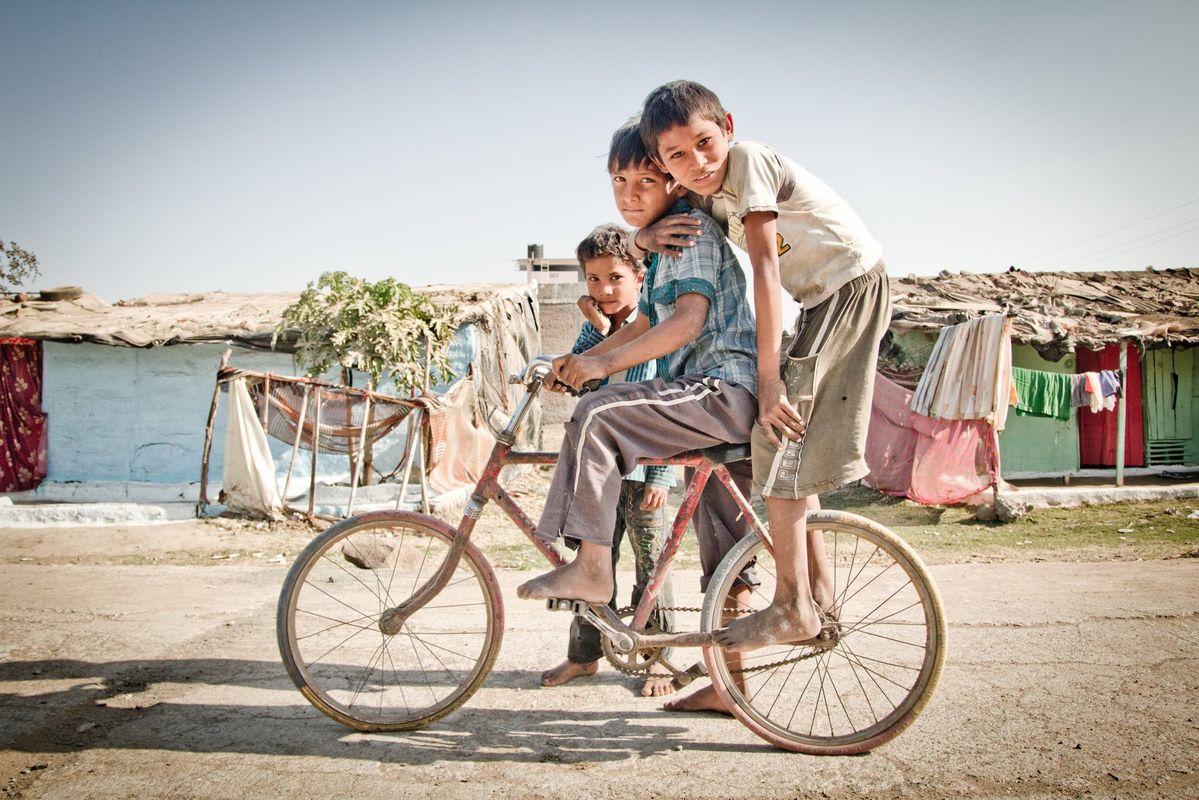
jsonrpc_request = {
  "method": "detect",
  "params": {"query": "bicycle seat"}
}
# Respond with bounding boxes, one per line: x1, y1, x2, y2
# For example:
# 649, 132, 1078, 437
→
696, 442, 751, 464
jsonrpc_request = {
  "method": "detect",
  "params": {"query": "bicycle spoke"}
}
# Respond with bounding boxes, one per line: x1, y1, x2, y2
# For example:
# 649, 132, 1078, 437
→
295, 608, 378, 639
302, 576, 377, 622
401, 627, 483, 665
319, 548, 398, 609
307, 614, 379, 670
347, 637, 387, 709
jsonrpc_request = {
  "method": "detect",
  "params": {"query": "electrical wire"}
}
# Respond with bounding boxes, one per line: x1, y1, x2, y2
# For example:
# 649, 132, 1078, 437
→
1059, 219, 1199, 268
1017, 196, 1199, 265
1049, 214, 1199, 268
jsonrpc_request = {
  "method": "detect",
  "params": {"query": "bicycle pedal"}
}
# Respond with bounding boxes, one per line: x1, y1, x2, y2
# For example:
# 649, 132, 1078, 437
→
671, 662, 708, 690
545, 598, 589, 614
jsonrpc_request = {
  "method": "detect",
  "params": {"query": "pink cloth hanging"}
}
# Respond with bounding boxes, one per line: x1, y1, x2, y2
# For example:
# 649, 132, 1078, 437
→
866, 372, 997, 505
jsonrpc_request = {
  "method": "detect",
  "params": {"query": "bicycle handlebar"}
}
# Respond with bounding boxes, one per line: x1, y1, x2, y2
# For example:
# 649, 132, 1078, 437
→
510, 357, 602, 396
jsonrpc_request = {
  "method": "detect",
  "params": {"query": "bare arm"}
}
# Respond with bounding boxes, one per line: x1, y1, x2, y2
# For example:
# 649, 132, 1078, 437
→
629, 214, 703, 260
553, 294, 707, 389
542, 313, 650, 393
743, 211, 806, 448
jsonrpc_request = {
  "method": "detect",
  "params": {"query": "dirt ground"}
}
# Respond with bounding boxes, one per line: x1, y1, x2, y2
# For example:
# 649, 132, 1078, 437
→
1, 504, 1198, 800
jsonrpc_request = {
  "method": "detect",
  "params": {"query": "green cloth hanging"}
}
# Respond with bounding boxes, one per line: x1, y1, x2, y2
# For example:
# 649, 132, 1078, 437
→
1011, 367, 1073, 421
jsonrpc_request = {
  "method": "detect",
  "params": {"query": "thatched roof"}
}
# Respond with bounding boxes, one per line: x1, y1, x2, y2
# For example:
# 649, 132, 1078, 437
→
0, 284, 537, 349
889, 267, 1199, 354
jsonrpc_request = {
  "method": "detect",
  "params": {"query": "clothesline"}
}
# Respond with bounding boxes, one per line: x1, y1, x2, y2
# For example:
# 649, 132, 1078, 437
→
1010, 367, 1121, 421
908, 314, 1126, 424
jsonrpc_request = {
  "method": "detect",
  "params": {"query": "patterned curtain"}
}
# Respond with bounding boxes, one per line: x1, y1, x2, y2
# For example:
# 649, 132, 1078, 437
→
0, 338, 48, 492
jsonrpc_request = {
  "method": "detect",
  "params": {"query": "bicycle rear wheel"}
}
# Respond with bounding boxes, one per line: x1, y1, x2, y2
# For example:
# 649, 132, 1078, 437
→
701, 510, 946, 754
277, 511, 504, 731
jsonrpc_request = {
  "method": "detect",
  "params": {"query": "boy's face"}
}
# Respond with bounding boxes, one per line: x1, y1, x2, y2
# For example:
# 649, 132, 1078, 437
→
583, 255, 643, 318
610, 159, 684, 229
653, 112, 735, 197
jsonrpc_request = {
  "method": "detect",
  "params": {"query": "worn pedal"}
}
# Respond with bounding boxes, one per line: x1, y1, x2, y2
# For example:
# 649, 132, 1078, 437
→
545, 598, 588, 614
671, 662, 708, 690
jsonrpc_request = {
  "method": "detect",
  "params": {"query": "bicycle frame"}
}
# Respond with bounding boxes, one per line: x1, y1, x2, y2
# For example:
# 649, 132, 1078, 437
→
382, 361, 772, 652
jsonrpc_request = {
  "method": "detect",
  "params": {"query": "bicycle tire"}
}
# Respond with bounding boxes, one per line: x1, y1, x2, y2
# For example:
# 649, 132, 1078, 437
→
277, 511, 504, 731
701, 510, 946, 754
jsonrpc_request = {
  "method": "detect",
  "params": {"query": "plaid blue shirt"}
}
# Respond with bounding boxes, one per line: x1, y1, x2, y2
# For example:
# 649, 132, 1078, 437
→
639, 200, 758, 394
570, 308, 674, 488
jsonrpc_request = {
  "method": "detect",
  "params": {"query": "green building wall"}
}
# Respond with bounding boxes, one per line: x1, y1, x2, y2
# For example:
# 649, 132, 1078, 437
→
1143, 346, 1199, 465
998, 345, 1080, 474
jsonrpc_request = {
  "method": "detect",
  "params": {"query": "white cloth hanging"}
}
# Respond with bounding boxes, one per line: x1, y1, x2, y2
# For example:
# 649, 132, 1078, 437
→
222, 378, 283, 519
910, 314, 1014, 430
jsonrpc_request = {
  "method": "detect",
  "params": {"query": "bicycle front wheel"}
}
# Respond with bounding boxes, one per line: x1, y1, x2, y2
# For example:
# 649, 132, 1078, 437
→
701, 510, 946, 754
277, 511, 504, 731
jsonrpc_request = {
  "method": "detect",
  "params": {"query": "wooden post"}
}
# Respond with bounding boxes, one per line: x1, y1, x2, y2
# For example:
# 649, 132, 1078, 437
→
261, 374, 271, 430
341, 367, 355, 478
420, 343, 432, 513
282, 384, 310, 507
394, 408, 422, 510
1116, 340, 1129, 487
198, 349, 233, 509
308, 390, 322, 518
347, 395, 372, 517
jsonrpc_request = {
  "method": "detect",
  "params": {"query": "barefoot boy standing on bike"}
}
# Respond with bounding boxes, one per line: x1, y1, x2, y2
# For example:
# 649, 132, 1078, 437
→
637, 80, 891, 652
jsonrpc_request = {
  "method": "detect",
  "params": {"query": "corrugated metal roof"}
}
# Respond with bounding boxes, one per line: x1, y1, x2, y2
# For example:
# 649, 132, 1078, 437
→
890, 267, 1199, 352
0, 284, 538, 349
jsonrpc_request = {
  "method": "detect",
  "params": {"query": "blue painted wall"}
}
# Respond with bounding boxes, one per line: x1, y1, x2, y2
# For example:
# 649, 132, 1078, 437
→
40, 325, 479, 485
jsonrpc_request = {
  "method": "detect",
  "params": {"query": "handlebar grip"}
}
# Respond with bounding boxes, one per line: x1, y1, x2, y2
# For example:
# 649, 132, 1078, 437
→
554, 378, 604, 397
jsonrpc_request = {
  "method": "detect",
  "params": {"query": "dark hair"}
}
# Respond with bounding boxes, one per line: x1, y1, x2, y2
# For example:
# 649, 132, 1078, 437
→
640, 80, 727, 159
575, 224, 644, 275
607, 116, 655, 174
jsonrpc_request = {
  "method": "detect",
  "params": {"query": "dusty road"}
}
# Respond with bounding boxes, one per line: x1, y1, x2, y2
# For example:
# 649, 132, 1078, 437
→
1, 521, 1197, 800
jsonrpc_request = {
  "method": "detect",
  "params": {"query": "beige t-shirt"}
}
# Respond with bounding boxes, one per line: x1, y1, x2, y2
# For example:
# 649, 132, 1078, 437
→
698, 141, 882, 309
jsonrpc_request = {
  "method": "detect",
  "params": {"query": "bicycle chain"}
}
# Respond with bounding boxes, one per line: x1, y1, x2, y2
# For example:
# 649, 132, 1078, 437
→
603, 606, 828, 677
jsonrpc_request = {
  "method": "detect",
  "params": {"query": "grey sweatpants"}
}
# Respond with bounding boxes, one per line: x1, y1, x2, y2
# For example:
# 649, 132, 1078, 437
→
537, 375, 758, 584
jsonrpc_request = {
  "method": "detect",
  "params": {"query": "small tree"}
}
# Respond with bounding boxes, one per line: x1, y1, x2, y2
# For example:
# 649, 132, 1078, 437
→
274, 271, 458, 391
273, 272, 459, 487
1, 240, 40, 294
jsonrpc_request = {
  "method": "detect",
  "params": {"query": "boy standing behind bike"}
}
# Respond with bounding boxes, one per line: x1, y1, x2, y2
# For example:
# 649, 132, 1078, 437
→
540, 221, 678, 699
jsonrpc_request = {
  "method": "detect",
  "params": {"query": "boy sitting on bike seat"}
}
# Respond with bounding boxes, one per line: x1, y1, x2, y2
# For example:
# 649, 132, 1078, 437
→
518, 120, 760, 711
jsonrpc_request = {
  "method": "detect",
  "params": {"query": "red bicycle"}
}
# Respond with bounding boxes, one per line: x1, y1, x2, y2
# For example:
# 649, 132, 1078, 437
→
277, 358, 946, 754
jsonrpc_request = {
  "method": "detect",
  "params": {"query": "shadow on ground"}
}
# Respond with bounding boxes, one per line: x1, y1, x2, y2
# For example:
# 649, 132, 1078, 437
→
1, 658, 770, 764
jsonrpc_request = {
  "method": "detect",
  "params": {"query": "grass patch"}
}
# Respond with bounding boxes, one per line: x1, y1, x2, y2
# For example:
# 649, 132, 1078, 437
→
475, 482, 1199, 568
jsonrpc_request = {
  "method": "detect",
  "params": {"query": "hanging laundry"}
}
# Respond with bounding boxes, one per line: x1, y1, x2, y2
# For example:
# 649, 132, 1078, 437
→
1098, 370, 1122, 397
910, 314, 1014, 429
1069, 369, 1123, 413
1011, 367, 1073, 420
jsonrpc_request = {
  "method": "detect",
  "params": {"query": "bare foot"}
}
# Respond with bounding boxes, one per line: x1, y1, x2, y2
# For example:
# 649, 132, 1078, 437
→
713, 601, 823, 653
662, 683, 731, 715
516, 558, 613, 604
640, 665, 675, 698
541, 659, 598, 687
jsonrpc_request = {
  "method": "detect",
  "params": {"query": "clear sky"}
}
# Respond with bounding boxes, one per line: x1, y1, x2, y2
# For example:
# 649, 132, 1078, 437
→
2, 0, 1197, 302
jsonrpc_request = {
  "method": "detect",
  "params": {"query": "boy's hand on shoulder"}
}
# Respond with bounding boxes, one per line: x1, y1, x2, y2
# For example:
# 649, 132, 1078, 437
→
576, 295, 611, 335
756, 379, 808, 449
633, 214, 703, 259
552, 353, 607, 391
639, 485, 668, 511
